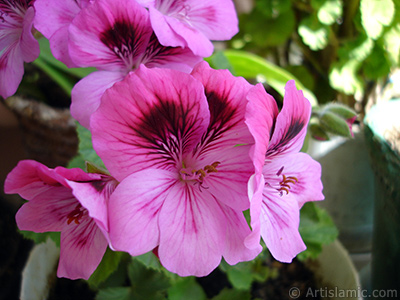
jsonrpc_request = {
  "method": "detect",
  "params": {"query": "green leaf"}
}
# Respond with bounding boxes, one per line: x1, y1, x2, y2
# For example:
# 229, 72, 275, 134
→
317, 0, 343, 25
329, 60, 363, 95
361, 0, 395, 39
221, 50, 318, 106
209, 51, 235, 74
134, 251, 163, 271
128, 258, 171, 300
384, 24, 400, 64
255, 0, 291, 18
211, 288, 252, 300
96, 287, 131, 300
88, 248, 125, 288
168, 277, 207, 300
19, 230, 61, 247
224, 261, 254, 290
76, 123, 105, 168
362, 44, 392, 79
37, 38, 95, 78
242, 9, 295, 47
298, 16, 329, 51
298, 202, 338, 260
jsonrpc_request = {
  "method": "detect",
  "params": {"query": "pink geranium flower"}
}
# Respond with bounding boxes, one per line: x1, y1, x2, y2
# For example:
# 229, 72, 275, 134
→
90, 62, 261, 276
68, 0, 202, 129
33, 0, 90, 67
141, 0, 239, 57
245, 81, 324, 262
0, 0, 39, 99
4, 160, 118, 280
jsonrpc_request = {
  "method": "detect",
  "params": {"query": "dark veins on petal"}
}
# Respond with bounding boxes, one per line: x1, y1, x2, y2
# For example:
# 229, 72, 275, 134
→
100, 20, 147, 67
129, 97, 199, 167
197, 91, 239, 154
266, 117, 305, 156
142, 33, 185, 66
0, 0, 32, 17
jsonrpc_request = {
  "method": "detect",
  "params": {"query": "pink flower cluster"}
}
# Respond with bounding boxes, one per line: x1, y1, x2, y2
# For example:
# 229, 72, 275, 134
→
3, 0, 324, 280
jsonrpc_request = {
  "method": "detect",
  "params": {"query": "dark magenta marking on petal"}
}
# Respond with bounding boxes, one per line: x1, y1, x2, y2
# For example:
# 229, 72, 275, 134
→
124, 97, 199, 166
0, 0, 32, 20
266, 117, 305, 156
100, 19, 148, 67
142, 33, 187, 66
197, 91, 239, 153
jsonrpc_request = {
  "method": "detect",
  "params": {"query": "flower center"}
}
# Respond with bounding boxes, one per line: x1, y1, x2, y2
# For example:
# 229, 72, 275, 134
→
278, 174, 298, 196
180, 161, 220, 183
66, 203, 87, 225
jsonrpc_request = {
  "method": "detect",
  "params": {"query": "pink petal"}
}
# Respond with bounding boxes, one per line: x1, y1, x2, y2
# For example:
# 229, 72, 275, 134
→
71, 70, 125, 129
197, 145, 253, 211
0, 45, 24, 99
184, 0, 238, 40
150, 8, 214, 57
244, 173, 265, 250
263, 153, 324, 208
58, 217, 108, 280
221, 204, 262, 265
15, 187, 76, 233
189, 62, 254, 210
259, 191, 306, 263
66, 175, 118, 234
4, 160, 67, 200
141, 33, 202, 73
33, 0, 80, 67
108, 169, 177, 255
158, 181, 226, 277
267, 80, 311, 158
246, 83, 279, 175
68, 0, 152, 71
148, 0, 238, 57
20, 7, 39, 62
91, 66, 209, 181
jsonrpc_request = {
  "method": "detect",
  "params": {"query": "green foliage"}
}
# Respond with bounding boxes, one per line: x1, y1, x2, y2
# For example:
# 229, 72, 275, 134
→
19, 230, 60, 247
88, 249, 125, 288
96, 287, 131, 300
211, 288, 252, 300
298, 16, 329, 51
316, 0, 342, 25
298, 202, 339, 260
360, 0, 395, 39
167, 277, 207, 300
218, 50, 318, 106
68, 123, 105, 170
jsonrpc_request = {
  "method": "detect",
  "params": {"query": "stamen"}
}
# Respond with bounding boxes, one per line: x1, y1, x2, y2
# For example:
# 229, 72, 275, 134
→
66, 204, 85, 225
277, 174, 298, 196
180, 161, 220, 183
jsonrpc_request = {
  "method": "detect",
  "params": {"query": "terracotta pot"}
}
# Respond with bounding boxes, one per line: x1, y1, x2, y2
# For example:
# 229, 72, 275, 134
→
4, 96, 78, 168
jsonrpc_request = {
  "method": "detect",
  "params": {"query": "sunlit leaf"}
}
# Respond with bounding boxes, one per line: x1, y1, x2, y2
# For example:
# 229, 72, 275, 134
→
361, 0, 395, 39
384, 24, 400, 64
317, 0, 342, 25
298, 16, 329, 51
329, 60, 364, 95
221, 50, 318, 106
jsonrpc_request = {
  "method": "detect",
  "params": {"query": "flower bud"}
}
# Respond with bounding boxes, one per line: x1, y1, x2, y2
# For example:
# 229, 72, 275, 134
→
319, 111, 354, 138
309, 122, 330, 141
